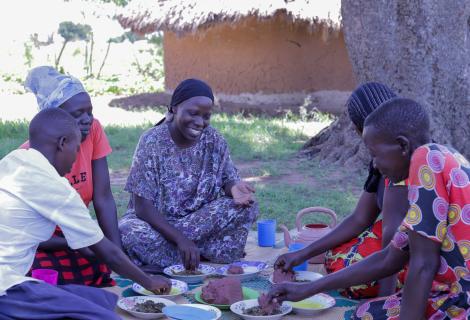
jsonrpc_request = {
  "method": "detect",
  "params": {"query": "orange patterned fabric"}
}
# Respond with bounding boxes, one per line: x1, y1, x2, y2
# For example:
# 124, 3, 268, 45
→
325, 220, 407, 299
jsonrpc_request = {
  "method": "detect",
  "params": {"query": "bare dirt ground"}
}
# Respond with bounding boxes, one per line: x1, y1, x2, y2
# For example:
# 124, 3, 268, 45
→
109, 90, 351, 117
235, 160, 319, 186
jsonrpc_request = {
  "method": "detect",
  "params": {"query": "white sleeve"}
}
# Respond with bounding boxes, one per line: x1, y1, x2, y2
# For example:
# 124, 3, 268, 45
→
18, 169, 104, 250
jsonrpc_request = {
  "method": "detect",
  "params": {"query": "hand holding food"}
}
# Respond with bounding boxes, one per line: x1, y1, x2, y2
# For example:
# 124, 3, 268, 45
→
145, 275, 172, 295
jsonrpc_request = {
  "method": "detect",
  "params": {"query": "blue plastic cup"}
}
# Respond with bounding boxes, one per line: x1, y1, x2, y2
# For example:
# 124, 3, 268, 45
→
289, 242, 308, 271
257, 219, 276, 247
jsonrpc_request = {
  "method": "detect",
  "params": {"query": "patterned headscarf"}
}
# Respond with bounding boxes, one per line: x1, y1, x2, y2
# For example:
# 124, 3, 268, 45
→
24, 66, 86, 110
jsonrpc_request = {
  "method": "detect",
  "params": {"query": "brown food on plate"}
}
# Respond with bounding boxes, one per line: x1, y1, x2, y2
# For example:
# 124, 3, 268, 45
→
201, 278, 243, 305
133, 301, 166, 313
173, 269, 203, 276
151, 283, 172, 295
227, 265, 244, 275
272, 268, 295, 283
243, 293, 281, 316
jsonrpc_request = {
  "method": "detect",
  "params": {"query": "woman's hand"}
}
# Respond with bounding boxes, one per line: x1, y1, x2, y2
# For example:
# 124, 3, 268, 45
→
231, 181, 255, 207
143, 275, 172, 295
135, 195, 200, 270
274, 251, 304, 271
176, 236, 200, 271
267, 282, 313, 304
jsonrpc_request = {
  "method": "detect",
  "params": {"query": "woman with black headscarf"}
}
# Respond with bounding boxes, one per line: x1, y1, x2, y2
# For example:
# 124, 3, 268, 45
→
274, 82, 409, 299
119, 79, 259, 270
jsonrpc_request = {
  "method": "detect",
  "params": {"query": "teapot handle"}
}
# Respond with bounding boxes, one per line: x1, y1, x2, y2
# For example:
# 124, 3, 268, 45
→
295, 207, 337, 231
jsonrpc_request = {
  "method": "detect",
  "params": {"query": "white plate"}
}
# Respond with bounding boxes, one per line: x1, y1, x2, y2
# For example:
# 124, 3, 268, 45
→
287, 293, 335, 316
132, 279, 188, 300
222, 266, 259, 281
230, 299, 292, 320
269, 271, 323, 284
117, 296, 175, 319
165, 304, 222, 320
164, 264, 215, 284
216, 261, 267, 281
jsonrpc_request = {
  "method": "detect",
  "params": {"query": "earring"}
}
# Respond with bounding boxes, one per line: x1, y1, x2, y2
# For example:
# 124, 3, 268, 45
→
166, 112, 174, 122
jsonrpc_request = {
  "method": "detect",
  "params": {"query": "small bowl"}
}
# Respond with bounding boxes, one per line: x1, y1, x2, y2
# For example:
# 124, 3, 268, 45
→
269, 271, 323, 284
117, 296, 175, 319
287, 293, 335, 316
164, 264, 215, 284
216, 261, 267, 281
132, 279, 188, 300
230, 299, 292, 320
163, 304, 222, 320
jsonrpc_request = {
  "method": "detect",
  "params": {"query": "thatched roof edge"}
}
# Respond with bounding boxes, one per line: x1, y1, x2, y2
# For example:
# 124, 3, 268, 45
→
117, 0, 341, 36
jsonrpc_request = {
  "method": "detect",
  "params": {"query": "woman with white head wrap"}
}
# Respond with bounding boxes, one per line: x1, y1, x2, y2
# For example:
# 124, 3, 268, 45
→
21, 66, 121, 287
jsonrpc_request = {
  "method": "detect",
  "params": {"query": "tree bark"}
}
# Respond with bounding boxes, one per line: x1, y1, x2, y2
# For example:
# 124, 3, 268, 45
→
55, 40, 68, 69
303, 0, 470, 168
97, 41, 112, 79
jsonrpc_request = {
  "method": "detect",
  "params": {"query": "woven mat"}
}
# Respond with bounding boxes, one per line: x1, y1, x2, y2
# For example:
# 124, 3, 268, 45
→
105, 231, 358, 319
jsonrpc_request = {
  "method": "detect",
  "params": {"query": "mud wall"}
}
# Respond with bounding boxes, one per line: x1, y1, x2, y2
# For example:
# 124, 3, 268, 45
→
163, 14, 356, 94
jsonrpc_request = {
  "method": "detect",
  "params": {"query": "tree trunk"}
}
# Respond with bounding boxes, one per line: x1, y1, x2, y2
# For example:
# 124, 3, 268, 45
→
300, 110, 370, 168
97, 41, 112, 79
84, 42, 89, 75
88, 32, 94, 77
303, 0, 470, 168
55, 40, 68, 69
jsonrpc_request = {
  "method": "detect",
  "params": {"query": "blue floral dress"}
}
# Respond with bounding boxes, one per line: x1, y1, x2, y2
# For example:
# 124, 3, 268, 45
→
119, 123, 259, 268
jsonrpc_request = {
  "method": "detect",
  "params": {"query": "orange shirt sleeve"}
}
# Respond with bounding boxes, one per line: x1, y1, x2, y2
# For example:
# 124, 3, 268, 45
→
90, 119, 112, 160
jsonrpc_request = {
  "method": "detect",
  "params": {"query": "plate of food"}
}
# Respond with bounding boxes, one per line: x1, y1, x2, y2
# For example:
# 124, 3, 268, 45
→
194, 278, 259, 310
117, 296, 175, 319
287, 293, 335, 316
230, 296, 292, 320
163, 264, 215, 284
269, 269, 323, 284
132, 279, 188, 300
216, 261, 268, 281
163, 304, 222, 320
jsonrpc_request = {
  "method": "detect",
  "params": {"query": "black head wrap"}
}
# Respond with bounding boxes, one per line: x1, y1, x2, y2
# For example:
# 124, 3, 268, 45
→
347, 82, 397, 193
347, 82, 397, 133
156, 78, 214, 126
170, 78, 214, 109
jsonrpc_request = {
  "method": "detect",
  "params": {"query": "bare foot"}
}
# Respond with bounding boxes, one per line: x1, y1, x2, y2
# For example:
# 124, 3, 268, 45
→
140, 265, 164, 274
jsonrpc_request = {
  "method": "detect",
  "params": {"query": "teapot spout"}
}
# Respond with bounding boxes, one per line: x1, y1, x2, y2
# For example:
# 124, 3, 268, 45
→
279, 224, 292, 248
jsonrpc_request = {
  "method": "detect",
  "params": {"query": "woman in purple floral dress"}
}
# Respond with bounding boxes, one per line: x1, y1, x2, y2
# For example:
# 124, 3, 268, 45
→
119, 79, 259, 270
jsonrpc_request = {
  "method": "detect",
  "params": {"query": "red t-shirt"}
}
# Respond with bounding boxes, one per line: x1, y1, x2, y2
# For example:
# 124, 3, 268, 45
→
21, 119, 112, 207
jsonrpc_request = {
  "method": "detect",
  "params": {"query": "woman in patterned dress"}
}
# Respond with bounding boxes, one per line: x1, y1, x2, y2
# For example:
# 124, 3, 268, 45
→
269, 98, 469, 319
275, 82, 409, 299
119, 79, 259, 270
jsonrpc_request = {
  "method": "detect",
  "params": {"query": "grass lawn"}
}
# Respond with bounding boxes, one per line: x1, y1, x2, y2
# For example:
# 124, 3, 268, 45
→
0, 113, 362, 229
